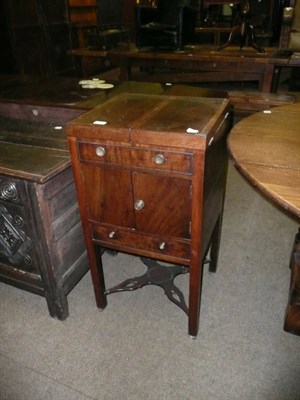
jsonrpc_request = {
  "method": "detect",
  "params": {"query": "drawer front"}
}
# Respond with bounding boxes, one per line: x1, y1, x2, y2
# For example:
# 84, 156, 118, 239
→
194, 60, 240, 72
189, 60, 262, 73
133, 58, 241, 72
92, 223, 190, 263
78, 142, 193, 174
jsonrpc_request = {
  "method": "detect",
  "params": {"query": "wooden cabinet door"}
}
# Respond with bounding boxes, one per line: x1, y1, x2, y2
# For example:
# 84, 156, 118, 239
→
132, 173, 192, 238
80, 164, 135, 227
80, 164, 192, 238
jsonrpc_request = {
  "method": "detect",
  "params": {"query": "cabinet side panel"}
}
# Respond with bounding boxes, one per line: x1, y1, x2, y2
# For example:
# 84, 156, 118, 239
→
202, 126, 229, 257
35, 167, 88, 284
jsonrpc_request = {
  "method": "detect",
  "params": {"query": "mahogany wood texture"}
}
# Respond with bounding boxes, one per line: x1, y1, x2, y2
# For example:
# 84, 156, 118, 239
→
228, 103, 300, 335
67, 93, 231, 337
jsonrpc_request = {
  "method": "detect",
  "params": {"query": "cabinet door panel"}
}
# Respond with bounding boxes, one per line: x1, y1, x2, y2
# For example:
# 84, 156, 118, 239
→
132, 173, 191, 238
81, 164, 135, 227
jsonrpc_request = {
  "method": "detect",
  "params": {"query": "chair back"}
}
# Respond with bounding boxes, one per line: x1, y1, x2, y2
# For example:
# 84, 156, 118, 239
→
97, 0, 123, 29
157, 0, 199, 25
280, 0, 300, 50
292, 0, 300, 30
289, 0, 300, 50
157, 0, 180, 25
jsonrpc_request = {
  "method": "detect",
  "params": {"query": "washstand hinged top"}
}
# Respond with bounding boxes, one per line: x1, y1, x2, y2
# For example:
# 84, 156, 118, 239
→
66, 93, 230, 148
67, 93, 231, 337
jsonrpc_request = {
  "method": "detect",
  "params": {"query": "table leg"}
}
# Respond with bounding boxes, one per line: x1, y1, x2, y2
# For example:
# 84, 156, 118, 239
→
82, 242, 107, 310
260, 63, 275, 93
188, 253, 204, 338
119, 57, 131, 81
271, 66, 281, 93
284, 228, 300, 336
207, 214, 223, 273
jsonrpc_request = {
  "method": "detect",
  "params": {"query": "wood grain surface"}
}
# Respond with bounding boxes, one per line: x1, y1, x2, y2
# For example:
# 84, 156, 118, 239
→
228, 103, 300, 219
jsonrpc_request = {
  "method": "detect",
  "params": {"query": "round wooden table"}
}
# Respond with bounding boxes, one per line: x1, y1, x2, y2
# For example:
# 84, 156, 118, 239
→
227, 102, 300, 335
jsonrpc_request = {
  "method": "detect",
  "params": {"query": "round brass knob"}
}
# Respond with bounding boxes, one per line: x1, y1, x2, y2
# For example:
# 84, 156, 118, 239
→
96, 146, 106, 157
154, 154, 165, 165
134, 199, 145, 211
159, 242, 166, 250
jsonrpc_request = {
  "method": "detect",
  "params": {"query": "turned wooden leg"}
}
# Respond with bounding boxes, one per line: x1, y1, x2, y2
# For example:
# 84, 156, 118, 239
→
119, 57, 131, 81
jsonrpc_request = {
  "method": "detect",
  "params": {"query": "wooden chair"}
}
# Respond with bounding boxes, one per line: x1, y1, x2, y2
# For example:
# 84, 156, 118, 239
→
135, 0, 199, 50
200, 0, 239, 27
88, 0, 129, 50
279, 0, 300, 90
279, 0, 300, 51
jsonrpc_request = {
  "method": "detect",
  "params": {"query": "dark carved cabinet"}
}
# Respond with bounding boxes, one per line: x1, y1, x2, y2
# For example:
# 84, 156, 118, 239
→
67, 93, 231, 337
0, 178, 37, 274
0, 101, 88, 319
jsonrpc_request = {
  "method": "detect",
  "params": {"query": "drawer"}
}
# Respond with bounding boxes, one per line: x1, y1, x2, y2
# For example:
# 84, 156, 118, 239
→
133, 58, 240, 72
92, 223, 191, 263
194, 60, 240, 72
78, 142, 193, 174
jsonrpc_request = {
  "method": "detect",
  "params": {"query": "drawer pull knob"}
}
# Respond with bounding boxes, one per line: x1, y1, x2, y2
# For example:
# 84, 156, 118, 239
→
134, 199, 145, 211
108, 231, 116, 238
154, 154, 165, 165
96, 146, 106, 157
159, 242, 166, 250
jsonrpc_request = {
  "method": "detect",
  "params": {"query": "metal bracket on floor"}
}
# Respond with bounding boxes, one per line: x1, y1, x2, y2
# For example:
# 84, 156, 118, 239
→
105, 257, 189, 316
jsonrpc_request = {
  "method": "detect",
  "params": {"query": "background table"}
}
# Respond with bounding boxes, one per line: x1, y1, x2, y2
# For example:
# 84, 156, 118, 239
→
69, 45, 290, 92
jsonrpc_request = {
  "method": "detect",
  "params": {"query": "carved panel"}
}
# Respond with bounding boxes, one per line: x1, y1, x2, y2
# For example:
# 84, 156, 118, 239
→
0, 179, 19, 202
0, 204, 32, 266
